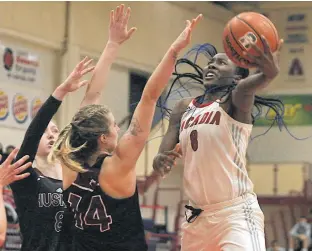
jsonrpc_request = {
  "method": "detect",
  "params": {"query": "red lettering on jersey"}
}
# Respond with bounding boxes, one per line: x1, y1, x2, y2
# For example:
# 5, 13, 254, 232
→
209, 111, 221, 125
205, 112, 214, 124
199, 112, 209, 124
180, 120, 186, 132
184, 117, 194, 129
190, 114, 201, 127
180, 111, 221, 133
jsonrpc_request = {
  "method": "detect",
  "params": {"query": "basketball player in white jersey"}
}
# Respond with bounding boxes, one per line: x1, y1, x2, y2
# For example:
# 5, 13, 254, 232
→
153, 37, 283, 250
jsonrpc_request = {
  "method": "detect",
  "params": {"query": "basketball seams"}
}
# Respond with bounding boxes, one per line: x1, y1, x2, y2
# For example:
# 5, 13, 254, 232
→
229, 20, 247, 53
227, 21, 253, 66
258, 15, 279, 51
236, 15, 265, 53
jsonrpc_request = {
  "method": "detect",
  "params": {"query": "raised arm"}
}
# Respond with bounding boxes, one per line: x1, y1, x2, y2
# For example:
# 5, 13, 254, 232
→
102, 15, 202, 187
0, 149, 32, 246
158, 98, 191, 153
232, 37, 283, 114
12, 59, 93, 187
152, 98, 191, 177
80, 4, 136, 107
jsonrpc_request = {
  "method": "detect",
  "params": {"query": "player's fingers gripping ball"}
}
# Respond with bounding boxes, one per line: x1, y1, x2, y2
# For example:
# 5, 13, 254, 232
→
223, 12, 279, 68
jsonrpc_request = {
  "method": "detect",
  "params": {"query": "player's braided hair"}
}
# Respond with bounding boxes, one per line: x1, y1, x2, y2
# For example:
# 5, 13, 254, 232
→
48, 104, 111, 172
163, 43, 284, 126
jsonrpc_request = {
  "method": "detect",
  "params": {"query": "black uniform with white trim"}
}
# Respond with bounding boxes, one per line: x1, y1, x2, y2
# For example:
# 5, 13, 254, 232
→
10, 96, 71, 251
63, 156, 147, 251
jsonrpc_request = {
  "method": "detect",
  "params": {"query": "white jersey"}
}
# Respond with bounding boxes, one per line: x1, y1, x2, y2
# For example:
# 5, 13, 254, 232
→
179, 98, 254, 206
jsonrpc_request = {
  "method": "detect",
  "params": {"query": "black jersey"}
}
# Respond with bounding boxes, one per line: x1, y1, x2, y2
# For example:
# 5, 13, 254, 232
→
63, 156, 147, 251
10, 96, 70, 251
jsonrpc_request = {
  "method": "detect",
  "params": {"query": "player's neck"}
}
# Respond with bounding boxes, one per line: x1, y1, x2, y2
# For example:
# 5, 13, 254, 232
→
203, 92, 229, 103
86, 149, 111, 167
35, 155, 63, 180
86, 153, 101, 167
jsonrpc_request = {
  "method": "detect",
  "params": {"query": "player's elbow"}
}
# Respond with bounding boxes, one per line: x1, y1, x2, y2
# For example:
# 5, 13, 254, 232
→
0, 233, 6, 247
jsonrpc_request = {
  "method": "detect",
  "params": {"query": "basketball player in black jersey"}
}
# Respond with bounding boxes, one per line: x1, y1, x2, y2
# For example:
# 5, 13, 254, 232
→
10, 5, 136, 251
0, 149, 31, 248
49, 13, 203, 251
10, 58, 94, 251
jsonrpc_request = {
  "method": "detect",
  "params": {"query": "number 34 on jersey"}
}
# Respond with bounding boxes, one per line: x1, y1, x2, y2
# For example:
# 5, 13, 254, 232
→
68, 193, 112, 232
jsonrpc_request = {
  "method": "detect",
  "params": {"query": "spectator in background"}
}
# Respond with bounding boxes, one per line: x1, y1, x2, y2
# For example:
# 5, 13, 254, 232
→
5, 146, 14, 155
267, 240, 285, 251
289, 216, 311, 251
0, 145, 15, 165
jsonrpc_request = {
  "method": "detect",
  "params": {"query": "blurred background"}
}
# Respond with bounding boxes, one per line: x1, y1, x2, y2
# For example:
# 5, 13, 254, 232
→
0, 1, 312, 250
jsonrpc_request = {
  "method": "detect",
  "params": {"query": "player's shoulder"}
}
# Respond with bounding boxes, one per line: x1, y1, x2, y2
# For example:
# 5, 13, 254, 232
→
173, 97, 194, 113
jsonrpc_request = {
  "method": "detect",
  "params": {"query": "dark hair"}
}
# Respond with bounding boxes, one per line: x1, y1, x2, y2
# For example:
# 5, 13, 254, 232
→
6, 145, 15, 152
162, 43, 284, 126
235, 66, 249, 79
49, 104, 111, 172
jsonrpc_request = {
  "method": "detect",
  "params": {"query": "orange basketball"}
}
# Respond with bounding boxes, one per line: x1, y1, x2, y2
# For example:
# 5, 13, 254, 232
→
223, 12, 279, 68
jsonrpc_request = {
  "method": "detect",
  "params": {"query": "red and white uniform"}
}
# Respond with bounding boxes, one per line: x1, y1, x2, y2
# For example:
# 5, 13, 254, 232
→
179, 99, 265, 251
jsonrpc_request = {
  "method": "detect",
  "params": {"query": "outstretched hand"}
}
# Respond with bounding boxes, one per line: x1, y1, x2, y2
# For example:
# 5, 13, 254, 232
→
108, 4, 137, 44
59, 56, 95, 93
0, 148, 32, 187
171, 14, 203, 53
153, 143, 182, 177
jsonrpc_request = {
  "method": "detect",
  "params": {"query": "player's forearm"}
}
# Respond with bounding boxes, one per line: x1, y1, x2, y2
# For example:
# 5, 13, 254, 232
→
236, 72, 270, 94
120, 47, 179, 152
232, 89, 255, 113
232, 72, 269, 113
141, 47, 178, 103
15, 95, 62, 164
112, 43, 178, 165
52, 85, 69, 101
81, 42, 120, 107
0, 187, 7, 247
158, 101, 183, 153
141, 170, 161, 192
158, 129, 179, 153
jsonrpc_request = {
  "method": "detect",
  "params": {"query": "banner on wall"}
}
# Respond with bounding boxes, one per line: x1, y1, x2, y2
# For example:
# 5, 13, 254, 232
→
0, 87, 45, 129
254, 95, 312, 126
285, 13, 308, 44
285, 12, 309, 82
288, 58, 304, 76
0, 42, 42, 86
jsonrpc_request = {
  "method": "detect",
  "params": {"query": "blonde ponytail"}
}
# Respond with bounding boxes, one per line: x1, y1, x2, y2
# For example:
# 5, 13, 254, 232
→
48, 123, 87, 173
